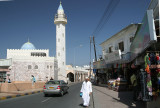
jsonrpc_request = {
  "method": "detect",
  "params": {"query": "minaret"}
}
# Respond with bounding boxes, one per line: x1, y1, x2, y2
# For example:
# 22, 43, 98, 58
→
54, 1, 67, 81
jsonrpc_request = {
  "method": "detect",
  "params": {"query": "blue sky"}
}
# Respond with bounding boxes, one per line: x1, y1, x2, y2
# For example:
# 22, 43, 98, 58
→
0, 0, 150, 66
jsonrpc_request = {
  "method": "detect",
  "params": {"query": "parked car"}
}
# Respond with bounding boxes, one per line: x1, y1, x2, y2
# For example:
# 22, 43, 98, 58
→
43, 80, 69, 97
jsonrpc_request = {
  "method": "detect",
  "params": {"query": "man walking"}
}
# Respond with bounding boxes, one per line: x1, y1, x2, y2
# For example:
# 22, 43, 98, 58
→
80, 77, 92, 107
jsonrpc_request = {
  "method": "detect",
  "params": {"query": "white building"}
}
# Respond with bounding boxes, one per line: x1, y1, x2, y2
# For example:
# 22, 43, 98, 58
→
7, 40, 58, 82
100, 24, 140, 64
54, 2, 67, 81
66, 65, 90, 82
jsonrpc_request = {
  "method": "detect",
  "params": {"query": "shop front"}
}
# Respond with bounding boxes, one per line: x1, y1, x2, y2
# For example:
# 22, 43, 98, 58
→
130, 9, 160, 104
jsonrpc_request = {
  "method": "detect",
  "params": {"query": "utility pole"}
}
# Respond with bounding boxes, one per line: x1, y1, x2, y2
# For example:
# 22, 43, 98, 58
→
89, 36, 92, 78
93, 36, 97, 62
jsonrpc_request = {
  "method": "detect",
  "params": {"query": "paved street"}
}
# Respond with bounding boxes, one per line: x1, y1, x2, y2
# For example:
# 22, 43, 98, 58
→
0, 83, 91, 108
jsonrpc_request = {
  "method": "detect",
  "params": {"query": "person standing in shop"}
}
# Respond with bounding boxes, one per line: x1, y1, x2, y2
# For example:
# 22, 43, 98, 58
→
130, 72, 138, 101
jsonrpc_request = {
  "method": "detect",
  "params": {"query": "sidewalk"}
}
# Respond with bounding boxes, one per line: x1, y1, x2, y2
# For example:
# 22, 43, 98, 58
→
92, 85, 146, 108
0, 82, 79, 101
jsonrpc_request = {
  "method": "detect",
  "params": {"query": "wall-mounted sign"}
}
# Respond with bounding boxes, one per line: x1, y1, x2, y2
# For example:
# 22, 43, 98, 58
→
104, 50, 121, 64
130, 10, 157, 61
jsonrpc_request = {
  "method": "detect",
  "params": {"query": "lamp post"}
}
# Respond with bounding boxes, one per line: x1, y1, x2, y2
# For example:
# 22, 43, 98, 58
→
73, 44, 83, 82
73, 44, 83, 68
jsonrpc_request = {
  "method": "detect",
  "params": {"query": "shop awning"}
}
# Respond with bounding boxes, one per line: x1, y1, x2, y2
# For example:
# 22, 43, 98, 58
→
0, 69, 9, 72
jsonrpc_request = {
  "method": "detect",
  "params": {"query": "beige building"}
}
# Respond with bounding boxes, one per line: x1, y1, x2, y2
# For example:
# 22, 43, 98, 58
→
66, 65, 92, 82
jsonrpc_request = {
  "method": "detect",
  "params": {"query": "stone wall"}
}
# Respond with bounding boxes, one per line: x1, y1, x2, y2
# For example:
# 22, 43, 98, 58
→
10, 61, 55, 82
0, 82, 45, 92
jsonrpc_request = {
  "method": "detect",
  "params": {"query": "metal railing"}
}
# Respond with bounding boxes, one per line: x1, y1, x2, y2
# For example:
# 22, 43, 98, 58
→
54, 14, 67, 19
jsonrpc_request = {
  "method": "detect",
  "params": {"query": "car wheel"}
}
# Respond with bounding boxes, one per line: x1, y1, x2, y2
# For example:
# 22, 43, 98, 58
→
44, 94, 48, 97
60, 90, 64, 96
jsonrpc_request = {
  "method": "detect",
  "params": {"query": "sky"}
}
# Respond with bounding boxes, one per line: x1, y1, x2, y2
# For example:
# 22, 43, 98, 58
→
0, 0, 151, 66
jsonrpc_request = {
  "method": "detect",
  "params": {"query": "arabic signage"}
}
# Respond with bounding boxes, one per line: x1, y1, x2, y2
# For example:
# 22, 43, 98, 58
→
104, 50, 121, 64
130, 10, 157, 60
93, 60, 106, 69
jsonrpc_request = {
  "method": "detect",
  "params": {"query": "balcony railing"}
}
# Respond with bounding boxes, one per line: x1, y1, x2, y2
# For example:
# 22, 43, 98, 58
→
54, 14, 67, 19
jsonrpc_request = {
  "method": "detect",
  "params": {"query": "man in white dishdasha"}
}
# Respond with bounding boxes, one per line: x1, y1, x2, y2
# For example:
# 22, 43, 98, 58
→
80, 77, 92, 107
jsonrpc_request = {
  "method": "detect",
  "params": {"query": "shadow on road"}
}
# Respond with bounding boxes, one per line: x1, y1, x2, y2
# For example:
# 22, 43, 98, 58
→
93, 87, 146, 108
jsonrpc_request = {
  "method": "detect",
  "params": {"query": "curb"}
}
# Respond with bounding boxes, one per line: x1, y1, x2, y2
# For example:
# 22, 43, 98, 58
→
0, 90, 43, 101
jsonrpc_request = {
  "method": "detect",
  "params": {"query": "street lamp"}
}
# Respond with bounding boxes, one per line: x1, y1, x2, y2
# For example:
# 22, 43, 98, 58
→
73, 44, 83, 82
74, 44, 83, 68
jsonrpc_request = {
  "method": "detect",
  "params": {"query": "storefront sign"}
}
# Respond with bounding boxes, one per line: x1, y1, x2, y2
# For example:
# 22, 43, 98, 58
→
104, 50, 121, 63
93, 60, 106, 69
130, 10, 157, 61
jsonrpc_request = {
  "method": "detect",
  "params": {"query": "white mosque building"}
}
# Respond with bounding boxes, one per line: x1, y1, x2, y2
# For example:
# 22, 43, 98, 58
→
7, 40, 58, 81
7, 2, 67, 82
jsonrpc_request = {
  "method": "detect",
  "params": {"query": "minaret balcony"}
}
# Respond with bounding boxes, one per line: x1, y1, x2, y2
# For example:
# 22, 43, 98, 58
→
54, 14, 67, 24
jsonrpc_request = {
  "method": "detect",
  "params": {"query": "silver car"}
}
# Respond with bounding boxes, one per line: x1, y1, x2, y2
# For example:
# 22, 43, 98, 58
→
43, 80, 69, 97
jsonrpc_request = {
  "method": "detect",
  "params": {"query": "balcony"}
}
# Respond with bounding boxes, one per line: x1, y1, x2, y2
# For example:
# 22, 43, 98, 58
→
54, 14, 67, 24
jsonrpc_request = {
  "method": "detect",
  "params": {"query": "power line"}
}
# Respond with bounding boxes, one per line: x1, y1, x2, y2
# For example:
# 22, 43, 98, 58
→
94, 0, 120, 37
92, 0, 114, 36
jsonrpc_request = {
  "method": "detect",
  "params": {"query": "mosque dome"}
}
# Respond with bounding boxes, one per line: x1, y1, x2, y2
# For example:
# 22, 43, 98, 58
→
21, 41, 36, 50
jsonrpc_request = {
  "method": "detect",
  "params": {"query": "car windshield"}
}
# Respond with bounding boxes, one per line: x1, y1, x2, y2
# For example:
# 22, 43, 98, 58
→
46, 81, 60, 84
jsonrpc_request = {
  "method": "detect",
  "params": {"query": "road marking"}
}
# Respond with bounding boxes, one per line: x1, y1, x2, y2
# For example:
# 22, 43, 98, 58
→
41, 97, 52, 103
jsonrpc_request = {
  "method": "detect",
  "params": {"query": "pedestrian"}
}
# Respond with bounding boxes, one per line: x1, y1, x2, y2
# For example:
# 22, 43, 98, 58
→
66, 77, 69, 84
130, 71, 137, 101
33, 76, 36, 84
8, 78, 11, 83
50, 77, 53, 80
31, 75, 36, 85
80, 77, 92, 107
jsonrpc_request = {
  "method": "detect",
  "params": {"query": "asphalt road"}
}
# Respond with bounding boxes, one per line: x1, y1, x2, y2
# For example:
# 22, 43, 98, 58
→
0, 83, 86, 108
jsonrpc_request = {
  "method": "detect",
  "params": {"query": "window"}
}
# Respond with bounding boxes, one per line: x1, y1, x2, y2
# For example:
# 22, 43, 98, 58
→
28, 65, 32, 69
58, 53, 60, 56
35, 65, 38, 69
109, 46, 112, 53
46, 81, 60, 84
50, 66, 52, 69
47, 65, 49, 69
130, 37, 134, 43
58, 38, 60, 42
31, 52, 46, 57
119, 41, 124, 52
63, 62, 64, 65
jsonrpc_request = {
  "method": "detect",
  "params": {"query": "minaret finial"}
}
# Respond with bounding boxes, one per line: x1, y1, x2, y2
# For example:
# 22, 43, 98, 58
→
28, 38, 30, 43
60, 0, 62, 4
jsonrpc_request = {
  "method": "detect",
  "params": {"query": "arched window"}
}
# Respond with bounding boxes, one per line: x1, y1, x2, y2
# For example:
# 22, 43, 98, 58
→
28, 65, 32, 69
35, 65, 38, 69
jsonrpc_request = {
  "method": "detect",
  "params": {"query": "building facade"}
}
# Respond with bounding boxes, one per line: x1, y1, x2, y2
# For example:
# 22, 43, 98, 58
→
66, 65, 91, 82
7, 41, 58, 82
0, 59, 12, 83
93, 24, 139, 84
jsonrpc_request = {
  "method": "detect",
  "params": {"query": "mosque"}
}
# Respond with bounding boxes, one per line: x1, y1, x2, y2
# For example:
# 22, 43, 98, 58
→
7, 2, 67, 82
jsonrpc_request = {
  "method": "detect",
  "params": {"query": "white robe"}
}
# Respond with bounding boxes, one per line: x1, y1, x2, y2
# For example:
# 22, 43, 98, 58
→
80, 81, 92, 106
